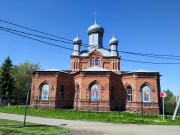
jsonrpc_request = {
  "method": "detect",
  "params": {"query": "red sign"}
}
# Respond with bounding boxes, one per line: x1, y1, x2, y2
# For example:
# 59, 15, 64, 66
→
160, 92, 167, 98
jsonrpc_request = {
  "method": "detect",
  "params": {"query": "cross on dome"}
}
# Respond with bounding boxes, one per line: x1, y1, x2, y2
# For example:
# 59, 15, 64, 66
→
94, 11, 97, 24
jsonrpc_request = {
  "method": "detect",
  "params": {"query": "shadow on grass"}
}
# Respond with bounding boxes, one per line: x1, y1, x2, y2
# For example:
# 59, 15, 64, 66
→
0, 124, 58, 128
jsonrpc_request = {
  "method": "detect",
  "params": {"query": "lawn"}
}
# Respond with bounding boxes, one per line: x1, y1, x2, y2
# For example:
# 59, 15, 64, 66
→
0, 106, 179, 125
0, 118, 68, 135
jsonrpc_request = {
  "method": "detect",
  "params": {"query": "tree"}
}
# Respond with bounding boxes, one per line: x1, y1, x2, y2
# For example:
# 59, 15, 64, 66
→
164, 89, 176, 114
12, 60, 40, 97
0, 56, 15, 96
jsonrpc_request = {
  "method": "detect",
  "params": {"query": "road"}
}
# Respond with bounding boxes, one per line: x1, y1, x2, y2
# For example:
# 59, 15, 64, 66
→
0, 112, 179, 135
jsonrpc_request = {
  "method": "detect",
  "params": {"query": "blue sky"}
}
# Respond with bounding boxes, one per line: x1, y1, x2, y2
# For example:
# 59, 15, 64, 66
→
0, 0, 179, 95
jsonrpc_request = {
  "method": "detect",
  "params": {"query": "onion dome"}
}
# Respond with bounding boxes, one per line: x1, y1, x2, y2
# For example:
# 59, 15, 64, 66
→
109, 36, 118, 45
88, 22, 104, 35
73, 34, 82, 45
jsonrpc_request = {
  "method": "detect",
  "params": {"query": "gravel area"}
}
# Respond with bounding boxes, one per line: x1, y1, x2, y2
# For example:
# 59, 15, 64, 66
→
60, 130, 103, 135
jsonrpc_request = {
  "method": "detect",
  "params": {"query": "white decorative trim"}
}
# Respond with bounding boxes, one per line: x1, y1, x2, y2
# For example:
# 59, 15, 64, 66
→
37, 104, 56, 107
126, 106, 159, 109
73, 105, 110, 108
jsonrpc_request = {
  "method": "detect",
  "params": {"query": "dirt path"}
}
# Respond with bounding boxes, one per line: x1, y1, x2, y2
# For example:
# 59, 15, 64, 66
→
0, 113, 179, 135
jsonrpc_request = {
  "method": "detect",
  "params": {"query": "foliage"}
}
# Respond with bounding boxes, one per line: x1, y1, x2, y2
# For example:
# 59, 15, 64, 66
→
0, 56, 15, 96
12, 60, 40, 96
164, 90, 176, 114
0, 106, 179, 125
0, 118, 68, 135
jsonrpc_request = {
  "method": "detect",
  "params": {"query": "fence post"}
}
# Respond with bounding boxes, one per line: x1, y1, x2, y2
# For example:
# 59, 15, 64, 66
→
119, 99, 121, 115
16, 95, 18, 108
76, 96, 78, 112
139, 89, 144, 116
36, 96, 38, 110
96, 100, 98, 113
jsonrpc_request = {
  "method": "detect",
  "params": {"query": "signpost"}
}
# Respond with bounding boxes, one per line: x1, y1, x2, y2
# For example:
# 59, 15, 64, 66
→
172, 96, 180, 120
24, 82, 31, 126
160, 92, 167, 122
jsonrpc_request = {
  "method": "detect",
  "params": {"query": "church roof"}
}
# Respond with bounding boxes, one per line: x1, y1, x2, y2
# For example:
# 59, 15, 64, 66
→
109, 36, 118, 45
73, 34, 82, 45
35, 68, 69, 74
82, 66, 110, 71
131, 69, 157, 73
43, 68, 61, 71
80, 48, 111, 57
88, 22, 104, 35
121, 69, 160, 76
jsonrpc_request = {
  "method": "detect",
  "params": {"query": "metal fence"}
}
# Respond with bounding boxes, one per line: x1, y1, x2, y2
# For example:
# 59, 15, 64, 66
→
0, 95, 179, 114
0, 95, 26, 106
30, 96, 118, 112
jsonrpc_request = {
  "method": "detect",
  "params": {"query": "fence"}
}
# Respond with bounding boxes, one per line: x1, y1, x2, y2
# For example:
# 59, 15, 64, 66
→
30, 96, 116, 112
0, 95, 171, 114
0, 95, 27, 107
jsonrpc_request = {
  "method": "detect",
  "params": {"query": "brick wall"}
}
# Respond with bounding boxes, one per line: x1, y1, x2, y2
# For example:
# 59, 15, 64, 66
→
121, 72, 160, 114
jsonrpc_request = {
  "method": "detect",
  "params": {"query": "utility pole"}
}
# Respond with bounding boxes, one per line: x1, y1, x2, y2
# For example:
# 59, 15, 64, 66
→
24, 82, 31, 126
172, 96, 180, 120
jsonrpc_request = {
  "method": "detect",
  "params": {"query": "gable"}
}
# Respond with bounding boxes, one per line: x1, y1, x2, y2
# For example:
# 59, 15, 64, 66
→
89, 49, 103, 58
80, 48, 111, 57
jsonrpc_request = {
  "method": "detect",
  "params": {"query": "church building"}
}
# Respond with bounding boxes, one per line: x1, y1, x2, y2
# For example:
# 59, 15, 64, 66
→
30, 21, 161, 114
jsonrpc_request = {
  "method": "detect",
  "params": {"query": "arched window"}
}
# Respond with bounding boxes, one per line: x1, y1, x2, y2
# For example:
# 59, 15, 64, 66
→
41, 84, 50, 100
90, 58, 94, 66
59, 85, 64, 99
95, 57, 100, 66
91, 84, 99, 101
142, 85, 151, 102
127, 86, 132, 102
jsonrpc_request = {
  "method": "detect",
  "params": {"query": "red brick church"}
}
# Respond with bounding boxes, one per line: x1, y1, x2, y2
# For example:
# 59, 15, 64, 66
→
30, 21, 161, 113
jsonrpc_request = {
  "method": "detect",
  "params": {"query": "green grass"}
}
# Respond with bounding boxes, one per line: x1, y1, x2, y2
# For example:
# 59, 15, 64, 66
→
0, 106, 179, 125
0, 118, 68, 135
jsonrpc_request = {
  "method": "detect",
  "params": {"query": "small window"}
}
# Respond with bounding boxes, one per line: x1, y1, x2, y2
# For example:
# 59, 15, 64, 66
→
95, 57, 100, 66
127, 86, 132, 102
90, 58, 94, 67
59, 85, 64, 99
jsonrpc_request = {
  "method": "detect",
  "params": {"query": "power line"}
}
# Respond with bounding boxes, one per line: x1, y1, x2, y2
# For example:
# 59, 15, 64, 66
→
119, 51, 180, 60
0, 19, 72, 42
0, 27, 73, 51
121, 59, 180, 65
0, 26, 74, 45
0, 19, 180, 60
1, 19, 180, 58
119, 50, 180, 58
1, 20, 180, 65
1, 25, 180, 61
2, 28, 180, 65
0, 19, 90, 47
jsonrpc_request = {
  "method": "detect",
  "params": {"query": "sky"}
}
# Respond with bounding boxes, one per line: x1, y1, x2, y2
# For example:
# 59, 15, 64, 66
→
0, 0, 179, 95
